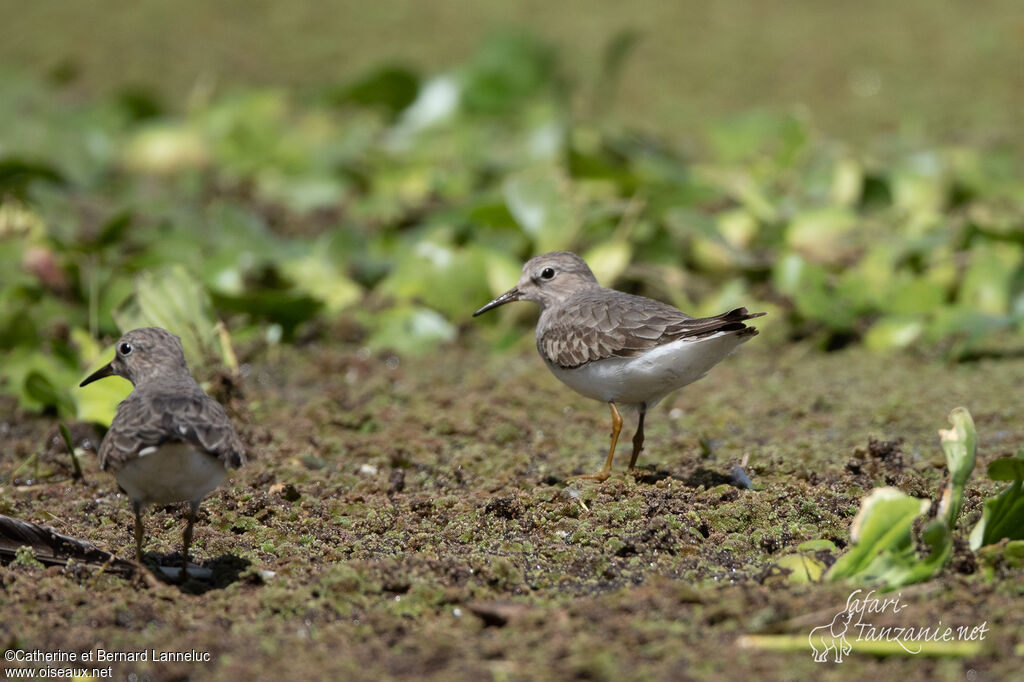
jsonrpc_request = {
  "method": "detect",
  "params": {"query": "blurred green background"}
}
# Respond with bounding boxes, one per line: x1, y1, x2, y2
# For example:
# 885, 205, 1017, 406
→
1, 0, 1022, 422
4, 0, 1023, 145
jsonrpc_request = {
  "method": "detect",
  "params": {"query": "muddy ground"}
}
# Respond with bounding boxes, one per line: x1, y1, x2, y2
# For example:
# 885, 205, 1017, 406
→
1, 332, 1022, 681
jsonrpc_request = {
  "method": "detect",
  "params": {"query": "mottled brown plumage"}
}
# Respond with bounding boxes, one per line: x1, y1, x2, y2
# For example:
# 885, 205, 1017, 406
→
474, 251, 765, 481
79, 327, 245, 574
538, 288, 761, 369
99, 383, 246, 472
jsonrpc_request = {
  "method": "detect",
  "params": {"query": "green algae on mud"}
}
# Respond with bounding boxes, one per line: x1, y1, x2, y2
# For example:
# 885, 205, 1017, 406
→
1, 339, 1023, 680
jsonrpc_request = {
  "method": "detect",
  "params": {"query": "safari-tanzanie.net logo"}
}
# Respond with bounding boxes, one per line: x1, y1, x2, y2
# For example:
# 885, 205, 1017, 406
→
809, 589, 989, 663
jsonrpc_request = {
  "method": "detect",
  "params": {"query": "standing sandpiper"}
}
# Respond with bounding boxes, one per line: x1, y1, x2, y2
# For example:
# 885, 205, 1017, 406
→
79, 327, 246, 575
473, 251, 764, 481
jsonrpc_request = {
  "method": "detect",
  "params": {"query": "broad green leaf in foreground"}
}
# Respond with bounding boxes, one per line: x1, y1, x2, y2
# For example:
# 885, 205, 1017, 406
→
826, 487, 932, 585
969, 447, 1024, 551
828, 407, 977, 589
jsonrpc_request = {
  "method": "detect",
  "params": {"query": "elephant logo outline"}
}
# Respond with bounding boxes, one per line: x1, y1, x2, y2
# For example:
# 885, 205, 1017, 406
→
808, 609, 855, 663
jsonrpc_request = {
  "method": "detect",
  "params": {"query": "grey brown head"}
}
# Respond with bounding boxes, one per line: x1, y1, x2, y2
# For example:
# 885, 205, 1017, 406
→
79, 327, 190, 388
473, 251, 600, 316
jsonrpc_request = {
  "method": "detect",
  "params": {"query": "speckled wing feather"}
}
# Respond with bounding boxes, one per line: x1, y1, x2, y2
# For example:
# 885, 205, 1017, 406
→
99, 388, 246, 471
538, 289, 764, 369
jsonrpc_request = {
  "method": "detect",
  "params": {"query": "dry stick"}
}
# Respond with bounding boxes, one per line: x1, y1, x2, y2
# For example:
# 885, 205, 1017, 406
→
59, 423, 84, 482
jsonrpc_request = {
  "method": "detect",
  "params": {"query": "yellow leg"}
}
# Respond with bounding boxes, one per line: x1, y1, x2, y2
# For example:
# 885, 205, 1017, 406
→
628, 408, 646, 469
573, 402, 622, 482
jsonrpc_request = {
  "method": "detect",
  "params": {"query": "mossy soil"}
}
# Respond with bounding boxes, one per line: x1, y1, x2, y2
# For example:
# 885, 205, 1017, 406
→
2, 334, 1022, 680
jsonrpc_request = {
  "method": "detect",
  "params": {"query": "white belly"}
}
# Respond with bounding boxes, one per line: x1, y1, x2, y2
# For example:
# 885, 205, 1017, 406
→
547, 331, 751, 408
115, 443, 227, 507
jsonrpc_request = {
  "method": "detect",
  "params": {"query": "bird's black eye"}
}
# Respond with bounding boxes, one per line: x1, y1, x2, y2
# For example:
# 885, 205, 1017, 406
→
119, 342, 133, 355
540, 267, 555, 280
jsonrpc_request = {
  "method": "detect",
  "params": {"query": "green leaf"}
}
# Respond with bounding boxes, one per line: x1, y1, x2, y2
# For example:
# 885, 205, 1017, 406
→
23, 370, 74, 416
483, 251, 524, 299
958, 243, 1022, 315
987, 454, 1024, 482
975, 539, 1024, 573
582, 240, 632, 286
828, 488, 952, 590
827, 487, 931, 584
1, 340, 88, 414
830, 157, 864, 206
75, 351, 131, 426
969, 448, 1024, 551
365, 305, 456, 356
775, 553, 826, 583
210, 289, 321, 340
773, 253, 855, 331
864, 316, 926, 351
377, 236, 490, 320
829, 409, 975, 588
120, 123, 209, 174
113, 265, 226, 370
935, 407, 976, 528
503, 166, 580, 253
0, 156, 65, 199
796, 539, 838, 552
460, 31, 555, 116
785, 207, 857, 264
329, 65, 420, 115
705, 110, 808, 167
280, 238, 362, 314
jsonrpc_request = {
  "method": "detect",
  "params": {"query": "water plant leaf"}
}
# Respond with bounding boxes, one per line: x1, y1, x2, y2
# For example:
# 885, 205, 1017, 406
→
329, 65, 420, 115
785, 206, 858, 264
503, 166, 580, 253
24, 370, 74, 416
113, 265, 226, 370
774, 553, 826, 583
280, 240, 362, 314
0, 157, 66, 198
582, 239, 632, 286
365, 305, 456, 356
935, 406, 977, 528
969, 447, 1024, 551
863, 316, 926, 352
828, 408, 976, 589
75, 349, 131, 426
827, 487, 931, 584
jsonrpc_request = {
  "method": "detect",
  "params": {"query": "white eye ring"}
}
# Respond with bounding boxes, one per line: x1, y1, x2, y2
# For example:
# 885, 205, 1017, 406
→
540, 267, 555, 280
119, 342, 133, 355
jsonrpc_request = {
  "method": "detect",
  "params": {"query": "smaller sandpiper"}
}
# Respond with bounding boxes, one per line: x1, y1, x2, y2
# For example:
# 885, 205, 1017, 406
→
79, 327, 246, 575
474, 251, 764, 481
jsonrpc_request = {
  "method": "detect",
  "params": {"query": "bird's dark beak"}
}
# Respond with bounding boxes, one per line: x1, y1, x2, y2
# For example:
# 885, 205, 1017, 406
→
473, 287, 521, 317
79, 362, 115, 387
